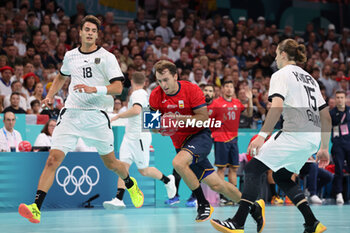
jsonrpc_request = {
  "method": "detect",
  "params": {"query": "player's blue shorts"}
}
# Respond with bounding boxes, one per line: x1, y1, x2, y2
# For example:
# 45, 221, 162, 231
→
214, 137, 239, 167
176, 128, 215, 181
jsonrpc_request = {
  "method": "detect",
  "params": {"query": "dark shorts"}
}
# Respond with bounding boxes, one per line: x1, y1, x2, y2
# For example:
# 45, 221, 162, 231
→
176, 128, 215, 181
214, 137, 239, 167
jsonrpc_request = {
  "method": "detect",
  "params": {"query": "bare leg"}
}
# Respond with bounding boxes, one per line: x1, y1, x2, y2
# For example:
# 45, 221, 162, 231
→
216, 167, 225, 180
37, 149, 66, 192
172, 150, 199, 190
228, 166, 238, 186
202, 171, 241, 203
100, 151, 129, 179
138, 167, 163, 179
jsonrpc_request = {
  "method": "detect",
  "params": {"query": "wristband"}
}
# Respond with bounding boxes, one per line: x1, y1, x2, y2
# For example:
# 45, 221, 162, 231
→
258, 132, 268, 139
95, 86, 107, 95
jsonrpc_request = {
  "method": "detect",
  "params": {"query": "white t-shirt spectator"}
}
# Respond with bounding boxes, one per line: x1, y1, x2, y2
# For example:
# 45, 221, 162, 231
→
34, 133, 52, 147
3, 94, 28, 111
0, 127, 23, 152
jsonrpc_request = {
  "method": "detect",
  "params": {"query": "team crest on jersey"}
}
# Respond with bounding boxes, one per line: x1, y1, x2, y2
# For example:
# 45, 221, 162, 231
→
178, 100, 184, 109
233, 105, 237, 110
95, 58, 101, 64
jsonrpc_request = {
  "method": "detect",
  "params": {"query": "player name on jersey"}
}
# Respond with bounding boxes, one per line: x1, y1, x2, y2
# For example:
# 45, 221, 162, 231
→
292, 71, 317, 87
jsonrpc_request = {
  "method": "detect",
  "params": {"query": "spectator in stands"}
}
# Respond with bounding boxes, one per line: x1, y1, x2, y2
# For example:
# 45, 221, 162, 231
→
11, 64, 24, 83
27, 82, 44, 111
0, 66, 14, 98
319, 64, 337, 98
3, 81, 27, 112
0, 111, 23, 152
30, 99, 41, 115
330, 90, 350, 205
33, 119, 56, 150
151, 35, 163, 58
299, 155, 333, 204
168, 37, 181, 62
113, 98, 127, 114
2, 92, 26, 114
175, 49, 191, 71
6, 45, 23, 68
22, 72, 39, 98
155, 14, 174, 44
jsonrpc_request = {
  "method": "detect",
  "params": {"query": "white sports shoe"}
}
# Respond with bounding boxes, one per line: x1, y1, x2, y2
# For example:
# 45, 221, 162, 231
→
164, 175, 177, 199
336, 193, 344, 205
309, 195, 322, 204
103, 198, 126, 209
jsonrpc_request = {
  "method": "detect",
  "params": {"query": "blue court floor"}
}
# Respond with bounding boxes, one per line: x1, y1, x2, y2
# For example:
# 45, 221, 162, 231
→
1, 204, 349, 233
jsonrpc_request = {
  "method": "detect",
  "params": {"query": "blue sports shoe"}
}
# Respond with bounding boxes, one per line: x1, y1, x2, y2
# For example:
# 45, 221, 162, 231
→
164, 196, 180, 205
186, 197, 197, 207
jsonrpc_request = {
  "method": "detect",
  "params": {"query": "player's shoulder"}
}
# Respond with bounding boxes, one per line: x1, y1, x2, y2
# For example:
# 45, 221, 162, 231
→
150, 85, 163, 96
64, 47, 79, 57
132, 88, 148, 98
180, 80, 198, 89
179, 80, 202, 94
98, 47, 113, 57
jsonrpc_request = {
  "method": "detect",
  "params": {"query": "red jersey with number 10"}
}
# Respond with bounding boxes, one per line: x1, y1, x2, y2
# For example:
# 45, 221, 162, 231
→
208, 96, 245, 142
149, 81, 207, 149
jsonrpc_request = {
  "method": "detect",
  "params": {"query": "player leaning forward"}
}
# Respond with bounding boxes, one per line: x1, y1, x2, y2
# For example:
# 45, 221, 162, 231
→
150, 60, 265, 229
18, 15, 144, 223
211, 39, 331, 233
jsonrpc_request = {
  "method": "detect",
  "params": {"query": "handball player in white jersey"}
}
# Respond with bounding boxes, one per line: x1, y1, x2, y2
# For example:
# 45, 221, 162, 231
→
211, 39, 331, 233
18, 15, 144, 224
103, 72, 176, 209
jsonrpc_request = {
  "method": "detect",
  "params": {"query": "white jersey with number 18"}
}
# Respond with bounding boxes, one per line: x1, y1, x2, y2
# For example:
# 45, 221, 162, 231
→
60, 47, 124, 112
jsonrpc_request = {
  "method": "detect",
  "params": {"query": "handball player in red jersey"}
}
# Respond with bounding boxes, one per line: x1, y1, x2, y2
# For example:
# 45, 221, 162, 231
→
149, 60, 265, 227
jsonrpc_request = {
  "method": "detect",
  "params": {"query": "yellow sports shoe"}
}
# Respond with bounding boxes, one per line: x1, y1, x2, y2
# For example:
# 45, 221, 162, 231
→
271, 195, 284, 205
304, 221, 327, 233
126, 177, 144, 208
18, 203, 41, 223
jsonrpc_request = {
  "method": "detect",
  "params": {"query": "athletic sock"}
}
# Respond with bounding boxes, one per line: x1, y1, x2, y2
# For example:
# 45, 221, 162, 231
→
192, 186, 209, 205
297, 201, 318, 226
116, 188, 125, 200
173, 169, 181, 196
232, 200, 252, 227
160, 174, 170, 184
220, 194, 225, 199
270, 184, 277, 196
123, 175, 134, 189
34, 190, 47, 210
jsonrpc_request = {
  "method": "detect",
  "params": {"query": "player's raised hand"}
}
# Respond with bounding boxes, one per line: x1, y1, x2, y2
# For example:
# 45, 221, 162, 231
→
316, 149, 330, 168
41, 96, 54, 109
247, 135, 265, 157
73, 84, 96, 94
245, 87, 253, 99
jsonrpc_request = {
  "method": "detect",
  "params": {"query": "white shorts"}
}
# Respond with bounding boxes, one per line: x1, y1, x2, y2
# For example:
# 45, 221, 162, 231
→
119, 133, 152, 169
255, 131, 320, 173
51, 108, 114, 155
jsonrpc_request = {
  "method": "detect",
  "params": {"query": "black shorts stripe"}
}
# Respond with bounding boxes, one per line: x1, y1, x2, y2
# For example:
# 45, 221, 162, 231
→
139, 139, 144, 151
274, 130, 283, 140
56, 108, 67, 126
100, 110, 111, 129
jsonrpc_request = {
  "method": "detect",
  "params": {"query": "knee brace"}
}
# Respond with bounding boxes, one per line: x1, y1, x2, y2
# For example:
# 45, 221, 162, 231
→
273, 168, 305, 204
241, 159, 269, 202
